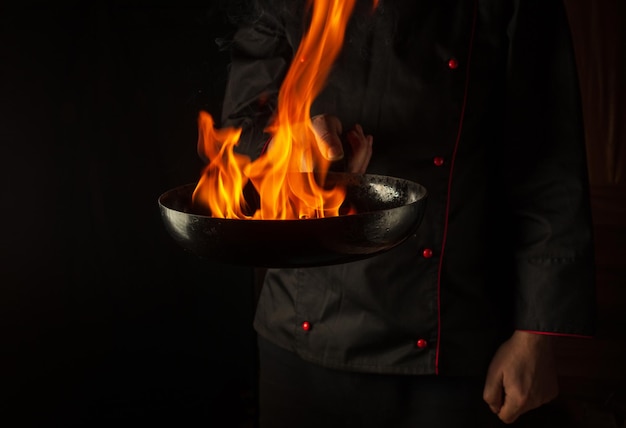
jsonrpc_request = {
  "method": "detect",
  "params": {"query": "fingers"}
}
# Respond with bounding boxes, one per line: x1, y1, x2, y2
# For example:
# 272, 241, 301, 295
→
483, 368, 504, 416
484, 373, 525, 424
311, 114, 344, 161
497, 388, 525, 424
484, 369, 529, 424
346, 124, 373, 174
311, 115, 373, 172
497, 379, 558, 424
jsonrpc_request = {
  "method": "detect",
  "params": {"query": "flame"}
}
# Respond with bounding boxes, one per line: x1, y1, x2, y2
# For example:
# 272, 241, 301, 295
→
192, 0, 357, 220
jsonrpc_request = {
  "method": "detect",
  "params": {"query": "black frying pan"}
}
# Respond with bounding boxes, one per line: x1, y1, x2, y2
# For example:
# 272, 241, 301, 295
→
158, 173, 427, 267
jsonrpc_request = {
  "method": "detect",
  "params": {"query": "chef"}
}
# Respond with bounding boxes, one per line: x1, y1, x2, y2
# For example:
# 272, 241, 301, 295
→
210, 0, 596, 426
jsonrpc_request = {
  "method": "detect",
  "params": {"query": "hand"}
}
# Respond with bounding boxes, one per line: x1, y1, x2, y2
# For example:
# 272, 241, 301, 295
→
311, 114, 373, 174
483, 330, 559, 424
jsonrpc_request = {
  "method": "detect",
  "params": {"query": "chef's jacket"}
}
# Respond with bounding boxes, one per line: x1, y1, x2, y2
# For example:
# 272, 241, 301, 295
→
217, 0, 595, 376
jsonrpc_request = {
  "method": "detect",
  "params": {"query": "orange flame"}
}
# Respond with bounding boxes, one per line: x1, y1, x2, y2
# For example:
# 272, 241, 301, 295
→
192, 0, 357, 219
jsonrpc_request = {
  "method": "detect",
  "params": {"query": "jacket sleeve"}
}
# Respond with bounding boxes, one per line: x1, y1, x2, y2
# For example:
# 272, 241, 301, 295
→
220, 1, 295, 160
503, 0, 595, 336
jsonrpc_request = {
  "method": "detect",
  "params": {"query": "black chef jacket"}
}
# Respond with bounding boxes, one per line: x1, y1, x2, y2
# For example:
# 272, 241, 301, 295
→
218, 0, 595, 376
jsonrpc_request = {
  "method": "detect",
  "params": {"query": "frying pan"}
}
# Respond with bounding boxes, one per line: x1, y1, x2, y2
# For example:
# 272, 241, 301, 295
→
158, 172, 427, 267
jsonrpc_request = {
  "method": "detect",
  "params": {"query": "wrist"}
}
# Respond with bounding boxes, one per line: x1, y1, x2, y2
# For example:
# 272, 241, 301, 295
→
513, 330, 554, 348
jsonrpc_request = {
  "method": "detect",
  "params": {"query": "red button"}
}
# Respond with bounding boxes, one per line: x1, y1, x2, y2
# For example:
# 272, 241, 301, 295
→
422, 248, 433, 258
416, 339, 428, 349
302, 321, 311, 331
433, 156, 444, 166
448, 58, 459, 69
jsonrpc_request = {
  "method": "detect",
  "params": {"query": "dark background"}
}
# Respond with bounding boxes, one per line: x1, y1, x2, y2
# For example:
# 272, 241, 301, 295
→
2, 2, 258, 427
2, 2, 625, 428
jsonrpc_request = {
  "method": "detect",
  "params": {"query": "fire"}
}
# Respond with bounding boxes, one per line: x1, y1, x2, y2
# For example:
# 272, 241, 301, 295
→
192, 0, 357, 220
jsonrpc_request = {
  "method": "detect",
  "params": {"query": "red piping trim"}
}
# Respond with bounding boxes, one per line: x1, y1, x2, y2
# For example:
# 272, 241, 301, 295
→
516, 329, 594, 339
435, 0, 478, 375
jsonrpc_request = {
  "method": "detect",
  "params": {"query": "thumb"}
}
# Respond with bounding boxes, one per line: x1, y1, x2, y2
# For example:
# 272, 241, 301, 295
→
311, 114, 344, 161
483, 370, 504, 414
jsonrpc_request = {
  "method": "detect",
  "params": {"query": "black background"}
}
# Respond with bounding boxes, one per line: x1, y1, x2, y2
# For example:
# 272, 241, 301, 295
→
2, 2, 258, 426
2, 2, 626, 428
